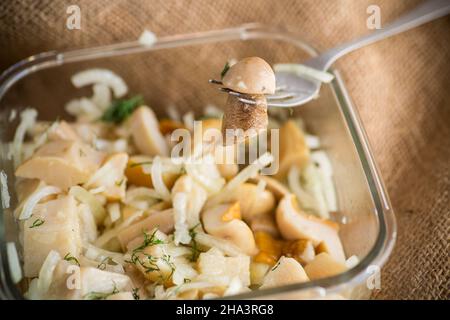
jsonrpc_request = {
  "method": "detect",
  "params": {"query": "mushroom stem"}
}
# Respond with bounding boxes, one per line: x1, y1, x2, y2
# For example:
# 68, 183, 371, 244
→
221, 94, 268, 144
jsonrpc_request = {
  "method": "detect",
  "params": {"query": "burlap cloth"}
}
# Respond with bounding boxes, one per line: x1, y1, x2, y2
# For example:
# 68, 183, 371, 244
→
0, 0, 448, 299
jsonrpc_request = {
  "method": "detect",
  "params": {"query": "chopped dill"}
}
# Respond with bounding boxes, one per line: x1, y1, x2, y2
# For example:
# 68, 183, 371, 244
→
220, 61, 230, 79
29, 218, 45, 228
97, 257, 118, 270
115, 179, 125, 187
64, 252, 80, 266
84, 284, 119, 300
126, 229, 165, 274
188, 223, 201, 262
132, 288, 140, 300
101, 95, 144, 124
271, 261, 281, 271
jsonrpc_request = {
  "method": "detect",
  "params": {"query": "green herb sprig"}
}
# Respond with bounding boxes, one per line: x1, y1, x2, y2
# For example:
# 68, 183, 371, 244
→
29, 218, 45, 228
64, 253, 80, 266
188, 223, 201, 262
101, 95, 144, 124
220, 62, 230, 79
84, 284, 119, 300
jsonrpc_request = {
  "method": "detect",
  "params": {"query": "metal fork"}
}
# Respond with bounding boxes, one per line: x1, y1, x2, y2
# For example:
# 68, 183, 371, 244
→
211, 0, 450, 108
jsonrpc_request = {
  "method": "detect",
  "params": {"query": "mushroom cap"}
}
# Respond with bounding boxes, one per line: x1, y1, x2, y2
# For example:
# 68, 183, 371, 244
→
222, 57, 276, 94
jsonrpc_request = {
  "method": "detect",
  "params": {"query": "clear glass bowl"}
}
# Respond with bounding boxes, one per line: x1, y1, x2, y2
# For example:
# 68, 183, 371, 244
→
0, 24, 396, 300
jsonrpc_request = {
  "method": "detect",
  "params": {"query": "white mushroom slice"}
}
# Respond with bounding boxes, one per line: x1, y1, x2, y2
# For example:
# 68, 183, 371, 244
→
197, 247, 250, 287
47, 121, 80, 141
304, 252, 348, 280
46, 261, 133, 299
130, 106, 168, 156
222, 57, 276, 95
276, 194, 346, 263
202, 203, 257, 255
23, 195, 82, 277
84, 153, 128, 201
220, 183, 276, 222
250, 214, 279, 237
249, 175, 290, 201
260, 256, 309, 289
15, 140, 105, 190
117, 209, 174, 250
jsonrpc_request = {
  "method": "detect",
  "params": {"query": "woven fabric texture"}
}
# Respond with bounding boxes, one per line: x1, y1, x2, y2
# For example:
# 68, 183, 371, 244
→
0, 0, 448, 299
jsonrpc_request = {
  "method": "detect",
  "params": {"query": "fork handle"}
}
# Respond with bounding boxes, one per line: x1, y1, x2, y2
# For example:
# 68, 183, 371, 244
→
306, 0, 450, 71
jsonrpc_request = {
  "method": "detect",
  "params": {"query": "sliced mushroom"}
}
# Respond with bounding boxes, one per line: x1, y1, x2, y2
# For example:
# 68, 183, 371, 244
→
220, 183, 276, 222
202, 203, 257, 256
125, 155, 180, 189
15, 140, 105, 190
198, 118, 239, 180
23, 195, 82, 277
282, 239, 315, 265
117, 209, 174, 250
220, 57, 275, 141
260, 256, 309, 289
250, 214, 279, 237
46, 261, 133, 299
274, 120, 310, 179
84, 152, 128, 201
171, 175, 207, 227
197, 247, 251, 287
276, 194, 346, 263
304, 252, 347, 280
47, 121, 80, 141
249, 175, 290, 201
130, 106, 169, 156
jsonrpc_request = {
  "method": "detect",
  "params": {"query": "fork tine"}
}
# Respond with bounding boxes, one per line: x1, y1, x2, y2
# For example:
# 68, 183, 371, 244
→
209, 79, 223, 85
266, 92, 296, 101
238, 97, 257, 105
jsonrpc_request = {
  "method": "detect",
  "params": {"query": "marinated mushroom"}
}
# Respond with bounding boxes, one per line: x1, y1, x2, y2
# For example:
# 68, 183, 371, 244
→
260, 256, 309, 289
23, 195, 82, 277
220, 182, 276, 222
304, 252, 348, 280
130, 106, 169, 156
276, 195, 346, 262
15, 140, 105, 190
220, 57, 275, 141
202, 203, 257, 256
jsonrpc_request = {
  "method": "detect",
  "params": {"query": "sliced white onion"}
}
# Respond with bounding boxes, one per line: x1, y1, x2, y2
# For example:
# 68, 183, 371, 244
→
312, 151, 337, 212
107, 202, 121, 223
83, 243, 125, 265
206, 152, 273, 208
203, 104, 223, 118
185, 157, 225, 195
92, 83, 112, 111
6, 242, 22, 284
274, 63, 335, 83
345, 255, 359, 269
182, 111, 195, 132
287, 165, 320, 216
17, 185, 61, 220
166, 104, 181, 121
302, 163, 330, 219
0, 170, 10, 209
305, 134, 321, 149
37, 250, 61, 294
69, 186, 106, 225
71, 69, 128, 98
173, 192, 190, 245
12, 108, 37, 168
150, 156, 171, 201
195, 232, 243, 257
